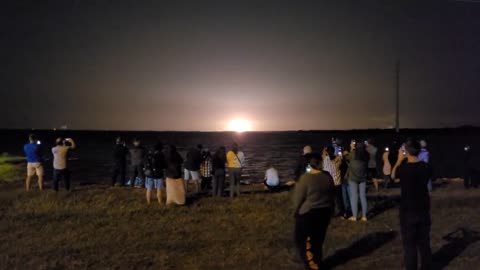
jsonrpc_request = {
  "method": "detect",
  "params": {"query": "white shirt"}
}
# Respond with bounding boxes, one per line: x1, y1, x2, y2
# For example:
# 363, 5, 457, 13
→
265, 167, 280, 186
52, 145, 72, 170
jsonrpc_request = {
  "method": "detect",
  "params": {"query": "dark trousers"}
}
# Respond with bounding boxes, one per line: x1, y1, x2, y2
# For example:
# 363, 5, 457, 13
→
201, 176, 212, 191
130, 164, 145, 187
295, 207, 332, 268
400, 211, 432, 270
53, 169, 71, 191
212, 169, 225, 196
263, 180, 281, 192
112, 164, 126, 186
334, 185, 346, 216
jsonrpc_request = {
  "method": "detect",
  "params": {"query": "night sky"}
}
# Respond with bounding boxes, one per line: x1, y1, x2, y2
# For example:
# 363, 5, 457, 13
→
1, 0, 479, 131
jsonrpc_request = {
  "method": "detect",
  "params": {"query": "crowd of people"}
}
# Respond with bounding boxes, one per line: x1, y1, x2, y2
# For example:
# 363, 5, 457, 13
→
22, 133, 474, 270
292, 137, 436, 269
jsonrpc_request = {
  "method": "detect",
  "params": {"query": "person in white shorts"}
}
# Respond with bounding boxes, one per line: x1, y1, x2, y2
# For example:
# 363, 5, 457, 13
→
23, 134, 44, 191
183, 144, 203, 194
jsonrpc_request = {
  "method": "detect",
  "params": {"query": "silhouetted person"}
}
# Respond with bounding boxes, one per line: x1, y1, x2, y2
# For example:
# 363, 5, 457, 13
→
264, 162, 280, 191
211, 146, 226, 197
294, 145, 312, 182
129, 138, 146, 187
112, 137, 128, 186
24, 134, 44, 191
392, 140, 433, 270
165, 145, 186, 205
293, 152, 335, 269
463, 146, 477, 189
200, 150, 212, 191
144, 142, 167, 204
52, 137, 76, 191
184, 144, 203, 194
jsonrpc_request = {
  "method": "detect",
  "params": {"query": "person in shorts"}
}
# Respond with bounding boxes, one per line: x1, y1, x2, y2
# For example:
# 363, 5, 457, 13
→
144, 142, 167, 204
24, 134, 44, 191
184, 144, 203, 194
52, 137, 76, 191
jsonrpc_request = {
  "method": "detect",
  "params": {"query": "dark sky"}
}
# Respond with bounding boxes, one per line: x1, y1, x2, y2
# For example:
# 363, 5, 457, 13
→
1, 0, 479, 131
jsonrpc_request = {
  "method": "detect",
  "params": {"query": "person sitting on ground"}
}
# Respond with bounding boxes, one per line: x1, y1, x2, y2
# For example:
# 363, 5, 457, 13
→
24, 134, 44, 191
293, 145, 313, 182
52, 137, 76, 192
264, 162, 280, 191
226, 143, 245, 198
345, 140, 369, 222
211, 146, 227, 197
165, 145, 186, 205
200, 150, 213, 192
293, 152, 335, 269
129, 138, 146, 188
184, 144, 203, 194
392, 140, 433, 270
144, 142, 167, 205
322, 146, 344, 217
112, 137, 129, 187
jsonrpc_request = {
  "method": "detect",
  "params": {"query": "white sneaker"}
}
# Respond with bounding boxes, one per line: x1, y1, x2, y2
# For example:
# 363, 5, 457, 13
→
361, 217, 368, 222
348, 217, 357, 222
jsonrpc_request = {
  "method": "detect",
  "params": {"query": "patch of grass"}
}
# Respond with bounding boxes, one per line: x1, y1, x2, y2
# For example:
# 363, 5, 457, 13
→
0, 167, 479, 269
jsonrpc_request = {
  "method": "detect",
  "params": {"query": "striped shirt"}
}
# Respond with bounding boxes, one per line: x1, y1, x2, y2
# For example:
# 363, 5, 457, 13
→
323, 156, 342, 186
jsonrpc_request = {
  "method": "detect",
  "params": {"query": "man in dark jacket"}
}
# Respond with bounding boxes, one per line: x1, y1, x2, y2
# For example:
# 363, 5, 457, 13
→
129, 138, 146, 187
184, 144, 203, 193
112, 137, 129, 186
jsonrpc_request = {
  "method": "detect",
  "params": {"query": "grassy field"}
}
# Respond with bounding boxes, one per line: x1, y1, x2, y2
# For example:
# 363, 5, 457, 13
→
1, 166, 480, 269
0, 155, 25, 183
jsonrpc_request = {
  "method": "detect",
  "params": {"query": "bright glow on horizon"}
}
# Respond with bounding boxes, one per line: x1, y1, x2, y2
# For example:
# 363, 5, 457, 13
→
227, 119, 252, 132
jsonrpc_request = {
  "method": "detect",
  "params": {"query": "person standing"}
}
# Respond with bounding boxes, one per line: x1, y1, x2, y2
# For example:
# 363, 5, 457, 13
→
112, 137, 129, 187
184, 144, 203, 194
382, 147, 393, 188
345, 141, 369, 222
165, 145, 186, 205
226, 143, 245, 198
294, 145, 312, 182
129, 138, 146, 188
322, 146, 344, 217
365, 139, 380, 191
24, 134, 44, 191
200, 150, 213, 192
418, 140, 431, 193
293, 152, 335, 269
52, 137, 76, 191
144, 142, 167, 204
211, 146, 226, 197
392, 140, 433, 270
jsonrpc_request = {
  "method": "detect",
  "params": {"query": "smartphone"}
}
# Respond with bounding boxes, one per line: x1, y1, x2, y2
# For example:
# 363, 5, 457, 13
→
37, 140, 41, 145
385, 147, 389, 152
338, 151, 343, 156
464, 146, 470, 151
306, 164, 312, 173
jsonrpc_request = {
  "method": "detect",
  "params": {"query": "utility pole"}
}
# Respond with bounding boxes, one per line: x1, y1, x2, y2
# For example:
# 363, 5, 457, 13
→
395, 60, 400, 133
